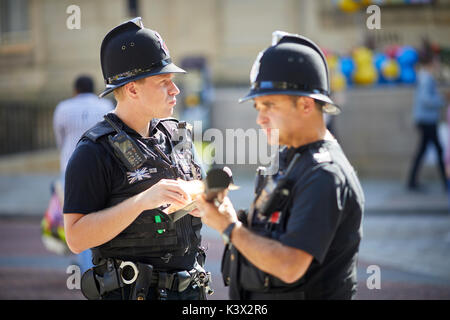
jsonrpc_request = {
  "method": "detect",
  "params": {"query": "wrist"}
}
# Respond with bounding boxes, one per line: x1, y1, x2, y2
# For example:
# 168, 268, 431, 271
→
132, 193, 146, 213
221, 220, 241, 245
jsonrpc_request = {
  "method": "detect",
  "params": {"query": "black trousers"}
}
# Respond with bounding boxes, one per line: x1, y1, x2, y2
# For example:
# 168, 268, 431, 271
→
102, 283, 204, 300
407, 123, 447, 189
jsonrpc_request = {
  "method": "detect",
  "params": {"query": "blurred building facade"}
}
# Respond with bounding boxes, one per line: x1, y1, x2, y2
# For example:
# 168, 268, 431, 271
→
1, 0, 449, 178
1, 0, 450, 99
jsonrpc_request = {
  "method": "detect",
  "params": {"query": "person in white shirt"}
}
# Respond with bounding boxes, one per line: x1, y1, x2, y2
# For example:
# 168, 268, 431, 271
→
54, 75, 114, 174
53, 75, 113, 272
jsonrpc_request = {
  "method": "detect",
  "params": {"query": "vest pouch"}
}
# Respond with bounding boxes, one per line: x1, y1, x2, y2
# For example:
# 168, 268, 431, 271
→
107, 209, 178, 249
192, 217, 202, 240
81, 268, 102, 300
239, 257, 272, 292
221, 244, 234, 287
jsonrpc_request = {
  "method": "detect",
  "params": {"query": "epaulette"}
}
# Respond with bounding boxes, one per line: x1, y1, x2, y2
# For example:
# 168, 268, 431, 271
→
311, 147, 332, 164
81, 120, 116, 142
157, 118, 183, 140
159, 117, 179, 124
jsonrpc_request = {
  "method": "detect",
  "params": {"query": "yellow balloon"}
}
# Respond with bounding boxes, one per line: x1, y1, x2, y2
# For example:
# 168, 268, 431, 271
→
331, 72, 347, 92
353, 66, 378, 85
184, 94, 200, 107
339, 0, 360, 13
353, 47, 373, 65
327, 54, 339, 71
381, 59, 400, 80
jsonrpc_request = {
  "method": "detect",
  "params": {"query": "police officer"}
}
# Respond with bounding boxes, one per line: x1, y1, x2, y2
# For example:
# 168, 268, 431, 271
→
197, 31, 364, 300
63, 18, 210, 300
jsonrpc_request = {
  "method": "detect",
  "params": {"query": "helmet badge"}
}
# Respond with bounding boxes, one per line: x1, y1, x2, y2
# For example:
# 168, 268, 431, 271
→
154, 31, 169, 56
250, 50, 264, 83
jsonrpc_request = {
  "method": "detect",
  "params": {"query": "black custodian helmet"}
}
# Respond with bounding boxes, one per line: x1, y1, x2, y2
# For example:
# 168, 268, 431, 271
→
239, 31, 340, 115
99, 17, 186, 98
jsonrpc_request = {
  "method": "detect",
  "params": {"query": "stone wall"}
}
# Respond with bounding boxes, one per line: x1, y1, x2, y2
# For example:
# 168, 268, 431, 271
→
1, 0, 450, 100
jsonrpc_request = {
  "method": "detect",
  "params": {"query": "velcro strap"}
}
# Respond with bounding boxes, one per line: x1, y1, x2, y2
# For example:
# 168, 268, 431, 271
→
108, 235, 177, 248
121, 222, 174, 234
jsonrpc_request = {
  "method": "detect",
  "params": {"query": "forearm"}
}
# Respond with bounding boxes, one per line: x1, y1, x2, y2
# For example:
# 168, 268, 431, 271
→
64, 194, 144, 253
231, 223, 308, 283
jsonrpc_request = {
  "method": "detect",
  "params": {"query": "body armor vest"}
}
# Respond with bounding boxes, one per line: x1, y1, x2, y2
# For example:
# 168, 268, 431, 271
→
224, 140, 363, 300
223, 148, 307, 299
80, 114, 203, 269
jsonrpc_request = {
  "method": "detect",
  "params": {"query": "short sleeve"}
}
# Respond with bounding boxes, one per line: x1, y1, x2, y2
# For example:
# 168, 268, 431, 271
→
63, 141, 111, 214
279, 169, 344, 265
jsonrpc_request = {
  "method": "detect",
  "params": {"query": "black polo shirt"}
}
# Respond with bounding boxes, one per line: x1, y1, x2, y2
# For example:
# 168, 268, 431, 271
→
244, 139, 364, 299
63, 114, 201, 271
63, 115, 173, 216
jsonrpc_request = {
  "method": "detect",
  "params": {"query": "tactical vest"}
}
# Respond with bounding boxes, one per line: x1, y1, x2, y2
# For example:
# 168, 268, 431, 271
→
80, 114, 203, 268
223, 147, 308, 300
224, 140, 362, 300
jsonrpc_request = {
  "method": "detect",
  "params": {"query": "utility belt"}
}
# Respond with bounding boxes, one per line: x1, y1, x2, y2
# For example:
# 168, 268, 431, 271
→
81, 258, 213, 300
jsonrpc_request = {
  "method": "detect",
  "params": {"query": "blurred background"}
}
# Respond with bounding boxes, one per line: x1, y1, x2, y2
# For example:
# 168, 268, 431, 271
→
0, 0, 450, 299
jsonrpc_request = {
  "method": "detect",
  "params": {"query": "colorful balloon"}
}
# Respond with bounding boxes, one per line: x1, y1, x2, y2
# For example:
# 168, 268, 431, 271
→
381, 59, 400, 81
397, 46, 418, 84
353, 47, 378, 85
331, 72, 347, 92
397, 46, 418, 65
373, 53, 388, 83
360, 0, 374, 6
353, 47, 373, 65
340, 56, 355, 84
338, 0, 360, 13
327, 54, 339, 71
385, 45, 401, 59
353, 66, 378, 85
374, 53, 387, 71
400, 66, 416, 84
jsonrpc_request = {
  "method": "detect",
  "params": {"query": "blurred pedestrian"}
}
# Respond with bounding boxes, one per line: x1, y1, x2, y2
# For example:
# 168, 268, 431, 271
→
53, 75, 113, 272
407, 45, 447, 192
445, 95, 450, 208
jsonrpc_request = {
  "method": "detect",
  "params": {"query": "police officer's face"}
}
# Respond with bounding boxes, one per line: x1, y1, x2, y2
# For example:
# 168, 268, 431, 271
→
136, 73, 180, 118
254, 95, 309, 147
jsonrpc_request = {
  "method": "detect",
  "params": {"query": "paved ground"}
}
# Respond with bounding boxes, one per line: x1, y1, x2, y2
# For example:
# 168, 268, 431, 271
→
1, 215, 450, 300
0, 172, 449, 300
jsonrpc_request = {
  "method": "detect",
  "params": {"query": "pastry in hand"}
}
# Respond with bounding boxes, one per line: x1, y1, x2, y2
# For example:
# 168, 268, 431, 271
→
165, 179, 204, 214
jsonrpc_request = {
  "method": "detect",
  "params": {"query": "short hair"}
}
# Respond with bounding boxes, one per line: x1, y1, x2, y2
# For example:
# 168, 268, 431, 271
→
113, 77, 147, 101
74, 75, 94, 93
419, 50, 434, 66
289, 95, 326, 112
418, 38, 435, 66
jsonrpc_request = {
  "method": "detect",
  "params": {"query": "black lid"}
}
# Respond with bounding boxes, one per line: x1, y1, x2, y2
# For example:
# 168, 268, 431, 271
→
239, 31, 340, 115
99, 17, 186, 98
